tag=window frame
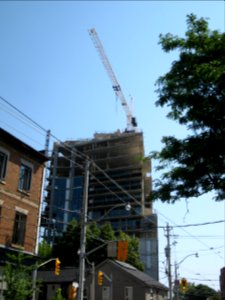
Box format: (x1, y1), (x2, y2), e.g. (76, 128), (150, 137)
(0, 147), (9, 181)
(125, 286), (133, 300)
(18, 160), (33, 192)
(102, 286), (111, 300)
(12, 210), (27, 246)
(0, 200), (3, 223)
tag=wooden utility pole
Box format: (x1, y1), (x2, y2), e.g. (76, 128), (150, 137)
(165, 223), (172, 300)
(78, 160), (90, 300)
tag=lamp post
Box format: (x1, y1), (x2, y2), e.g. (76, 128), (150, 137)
(77, 159), (131, 300)
(174, 252), (198, 300)
(90, 202), (131, 223)
(77, 160), (90, 300)
(88, 203), (130, 300)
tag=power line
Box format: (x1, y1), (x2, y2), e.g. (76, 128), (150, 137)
(0, 119), (45, 149)
(156, 210), (224, 260)
(0, 95), (47, 133)
(0, 96), (216, 229)
(1, 95), (224, 265)
(172, 220), (225, 228)
(1, 96), (147, 223)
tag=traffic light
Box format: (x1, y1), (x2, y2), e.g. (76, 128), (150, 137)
(117, 240), (128, 261)
(98, 270), (103, 286)
(54, 258), (61, 276)
(70, 286), (77, 299)
(180, 277), (188, 292)
(69, 282), (79, 300)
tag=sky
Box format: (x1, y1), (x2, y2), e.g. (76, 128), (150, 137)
(0, 0), (225, 292)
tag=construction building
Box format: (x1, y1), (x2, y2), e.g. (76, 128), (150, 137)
(43, 130), (158, 280)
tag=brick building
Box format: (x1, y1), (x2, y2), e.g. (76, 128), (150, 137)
(0, 128), (47, 257)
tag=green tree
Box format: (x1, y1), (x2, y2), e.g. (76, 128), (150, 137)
(3, 253), (39, 300)
(52, 220), (143, 270)
(51, 288), (65, 300)
(151, 14), (225, 203)
(86, 222), (116, 265)
(183, 283), (219, 300)
(38, 239), (52, 259)
(52, 219), (80, 266)
(99, 222), (116, 241)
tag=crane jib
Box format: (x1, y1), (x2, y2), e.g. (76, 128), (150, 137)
(88, 28), (138, 132)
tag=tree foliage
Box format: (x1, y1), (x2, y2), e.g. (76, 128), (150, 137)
(51, 288), (65, 300)
(3, 253), (39, 300)
(52, 219), (80, 266)
(151, 14), (225, 203)
(52, 220), (143, 270)
(38, 239), (52, 259)
(86, 221), (116, 265)
(183, 283), (219, 300)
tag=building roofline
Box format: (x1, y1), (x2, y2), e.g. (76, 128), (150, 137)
(97, 259), (168, 291)
(56, 130), (143, 147)
(0, 128), (48, 163)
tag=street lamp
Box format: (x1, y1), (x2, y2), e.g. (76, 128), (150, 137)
(89, 202), (131, 223)
(86, 203), (131, 300)
(78, 159), (132, 300)
(174, 252), (198, 300)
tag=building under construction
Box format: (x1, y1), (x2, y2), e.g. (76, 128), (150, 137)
(43, 130), (158, 280)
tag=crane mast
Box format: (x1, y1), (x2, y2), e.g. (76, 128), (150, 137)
(88, 28), (137, 132)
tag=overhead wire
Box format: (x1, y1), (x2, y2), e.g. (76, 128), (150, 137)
(0, 95), (47, 133)
(42, 131), (152, 230)
(156, 210), (224, 260)
(1, 96), (141, 220)
(49, 136), (144, 209)
(0, 96), (218, 228)
(0, 102), (224, 233)
(0, 119), (45, 149)
(0, 96), (48, 150)
(0, 101), (46, 136)
(1, 95), (224, 266)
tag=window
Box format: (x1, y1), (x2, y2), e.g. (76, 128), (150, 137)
(12, 211), (27, 246)
(0, 200), (3, 223)
(125, 287), (133, 300)
(0, 150), (8, 180)
(102, 286), (110, 300)
(18, 162), (32, 191)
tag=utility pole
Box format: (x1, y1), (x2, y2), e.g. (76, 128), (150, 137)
(174, 262), (179, 300)
(48, 141), (58, 244)
(32, 129), (50, 300)
(90, 262), (95, 300)
(78, 160), (90, 300)
(165, 223), (172, 300)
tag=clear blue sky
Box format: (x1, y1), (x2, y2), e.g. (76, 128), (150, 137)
(0, 0), (224, 291)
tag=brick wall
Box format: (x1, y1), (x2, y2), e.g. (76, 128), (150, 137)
(0, 140), (45, 254)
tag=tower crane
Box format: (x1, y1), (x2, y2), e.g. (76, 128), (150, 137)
(88, 28), (138, 132)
